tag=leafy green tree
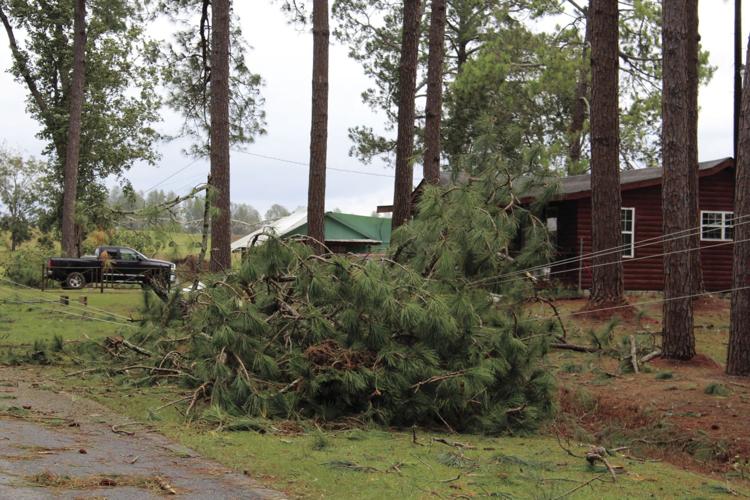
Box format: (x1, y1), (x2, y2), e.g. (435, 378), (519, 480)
(0, 151), (44, 251)
(0, 0), (162, 239)
(265, 204), (291, 221)
(231, 203), (261, 235)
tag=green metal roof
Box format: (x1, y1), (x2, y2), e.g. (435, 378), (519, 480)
(284, 212), (392, 252)
(325, 212), (392, 246)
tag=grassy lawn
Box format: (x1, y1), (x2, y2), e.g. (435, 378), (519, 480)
(0, 284), (143, 345)
(34, 372), (744, 499)
(0, 283), (745, 498)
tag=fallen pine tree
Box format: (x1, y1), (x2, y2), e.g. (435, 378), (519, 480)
(112, 170), (563, 433)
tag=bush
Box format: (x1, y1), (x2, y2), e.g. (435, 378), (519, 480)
(2, 248), (47, 288)
(704, 383), (730, 396)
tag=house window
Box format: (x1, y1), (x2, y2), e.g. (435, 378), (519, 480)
(621, 208), (635, 258)
(701, 211), (734, 241)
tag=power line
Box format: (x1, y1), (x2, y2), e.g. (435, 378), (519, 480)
(480, 236), (750, 289)
(234, 150), (395, 179)
(0, 276), (137, 323)
(0, 288), (138, 330)
(535, 285), (750, 323)
(471, 213), (750, 287)
(143, 158), (202, 194)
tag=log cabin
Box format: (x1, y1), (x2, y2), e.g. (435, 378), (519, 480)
(377, 157), (736, 292)
(548, 157), (735, 291)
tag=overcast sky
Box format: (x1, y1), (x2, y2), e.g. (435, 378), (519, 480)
(0, 2), (747, 216)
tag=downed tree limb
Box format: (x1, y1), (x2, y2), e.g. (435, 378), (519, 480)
(278, 377), (303, 394)
(629, 335), (639, 374)
(551, 342), (599, 353)
(640, 349), (662, 364)
(585, 446), (622, 482)
(122, 339), (153, 357)
(432, 437), (476, 449)
(535, 294), (568, 341)
(410, 370), (467, 392)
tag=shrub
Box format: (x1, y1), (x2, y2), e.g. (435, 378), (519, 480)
(704, 383), (730, 396)
(2, 248), (47, 288)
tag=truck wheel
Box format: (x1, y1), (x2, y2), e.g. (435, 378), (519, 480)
(66, 272), (86, 290)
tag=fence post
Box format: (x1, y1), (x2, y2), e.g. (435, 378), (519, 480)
(100, 266), (104, 294)
(578, 237), (584, 293)
(41, 263), (46, 292)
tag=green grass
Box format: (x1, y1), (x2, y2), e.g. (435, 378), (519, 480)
(0, 278), (745, 498)
(0, 284), (144, 345)
(52, 373), (745, 500)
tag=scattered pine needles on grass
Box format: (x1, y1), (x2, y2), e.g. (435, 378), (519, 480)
(26, 471), (170, 492)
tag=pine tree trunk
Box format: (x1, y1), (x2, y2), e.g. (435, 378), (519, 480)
(194, 180), (211, 291)
(391, 0), (422, 231)
(588, 0), (624, 306)
(61, 0), (86, 258)
(735, 0), (743, 158)
(209, 0), (232, 272)
(687, 0), (704, 295)
(568, 13), (591, 172)
(307, 0), (329, 253)
(423, 0), (445, 185)
(661, 0), (695, 360)
(727, 36), (750, 376)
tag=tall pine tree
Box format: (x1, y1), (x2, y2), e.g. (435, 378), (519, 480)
(307, 0), (329, 252)
(727, 35), (750, 376)
(588, 0), (624, 306)
(423, 0), (446, 184)
(687, 0), (703, 295)
(209, 0), (232, 272)
(661, 0), (695, 360)
(391, 0), (422, 230)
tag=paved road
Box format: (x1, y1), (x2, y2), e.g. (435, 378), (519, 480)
(0, 368), (284, 499)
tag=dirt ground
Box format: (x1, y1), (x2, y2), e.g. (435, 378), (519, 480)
(554, 296), (750, 477)
(0, 366), (284, 499)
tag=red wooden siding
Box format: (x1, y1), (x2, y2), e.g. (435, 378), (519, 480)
(554, 168), (735, 292)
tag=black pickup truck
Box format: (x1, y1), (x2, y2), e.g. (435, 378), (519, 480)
(47, 246), (176, 289)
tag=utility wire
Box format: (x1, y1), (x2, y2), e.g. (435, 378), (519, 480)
(234, 150), (395, 178)
(0, 288), (138, 330)
(529, 285), (750, 323)
(479, 236), (750, 289)
(0, 276), (138, 323)
(142, 158), (202, 194)
(471, 213), (750, 286)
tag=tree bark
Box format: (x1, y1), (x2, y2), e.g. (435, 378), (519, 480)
(61, 0), (87, 258)
(727, 35), (750, 376)
(423, 0), (446, 185)
(661, 0), (695, 360)
(735, 0), (743, 159)
(209, 0), (232, 272)
(307, 0), (329, 253)
(687, 0), (704, 295)
(568, 9), (591, 171)
(588, 0), (624, 306)
(391, 0), (422, 231)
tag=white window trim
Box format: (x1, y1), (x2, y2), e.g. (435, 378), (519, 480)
(700, 210), (734, 241)
(622, 207), (635, 259)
